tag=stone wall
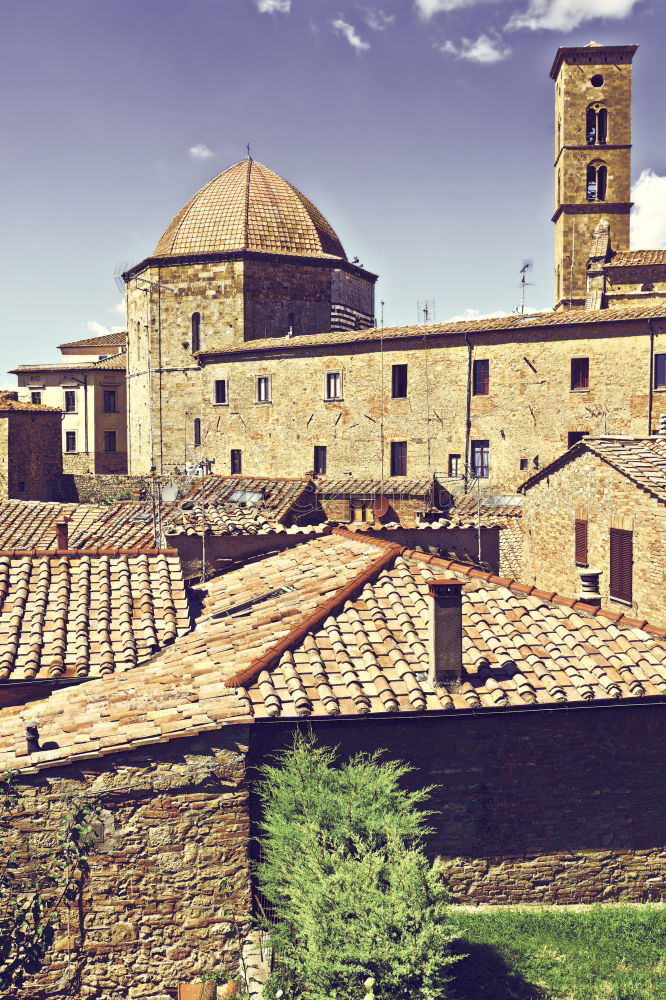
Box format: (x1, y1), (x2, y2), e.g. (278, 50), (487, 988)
(521, 446), (666, 622)
(251, 701), (666, 904)
(8, 729), (250, 1000)
(3, 412), (63, 501)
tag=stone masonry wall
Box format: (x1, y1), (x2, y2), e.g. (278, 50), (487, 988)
(5, 412), (63, 501)
(8, 729), (250, 1000)
(252, 702), (666, 904)
(521, 447), (666, 622)
(194, 319), (666, 493)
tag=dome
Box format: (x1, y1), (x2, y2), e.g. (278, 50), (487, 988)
(153, 158), (346, 260)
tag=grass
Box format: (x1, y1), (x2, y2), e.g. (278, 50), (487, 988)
(446, 904), (666, 1000)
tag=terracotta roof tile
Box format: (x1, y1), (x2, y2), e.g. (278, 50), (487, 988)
(11, 354), (126, 375)
(0, 392), (60, 414)
(606, 250), (666, 268)
(58, 332), (127, 350)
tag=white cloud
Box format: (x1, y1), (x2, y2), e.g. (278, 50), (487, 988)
(188, 144), (214, 160)
(112, 301), (126, 316)
(362, 7), (395, 30)
(631, 169), (666, 249)
(332, 18), (370, 52)
(86, 321), (125, 336)
(415, 0), (498, 19)
(507, 0), (640, 32)
(256, 0), (291, 12)
(446, 307), (509, 322)
(439, 32), (511, 63)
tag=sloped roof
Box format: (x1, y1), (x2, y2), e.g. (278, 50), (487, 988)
(519, 436), (666, 503)
(11, 354), (126, 374)
(182, 475), (311, 521)
(606, 250), (666, 269)
(445, 493), (523, 526)
(154, 159), (346, 260)
(3, 532), (666, 774)
(58, 332), (127, 350)
(316, 476), (433, 498)
(0, 392), (60, 414)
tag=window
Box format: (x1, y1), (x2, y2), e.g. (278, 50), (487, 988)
(325, 371), (342, 401)
(313, 446), (327, 476)
(191, 312), (201, 354)
(30, 391), (41, 405)
(471, 440), (489, 479)
(390, 441), (407, 477)
(591, 73), (604, 88)
(655, 354), (666, 389)
(64, 390), (76, 412)
(231, 449), (242, 475)
(351, 499), (373, 523)
(571, 357), (589, 390)
(193, 418), (201, 447)
(214, 379), (228, 405)
(104, 430), (117, 453)
(18, 482), (25, 494)
(575, 519), (588, 565)
(103, 389), (117, 413)
(519, 458), (528, 471)
(586, 106), (607, 145)
(586, 162), (607, 201)
(65, 431), (76, 452)
(473, 359), (489, 396)
(568, 430), (588, 448)
(391, 364), (408, 398)
(448, 454), (461, 477)
(256, 375), (271, 403)
(642, 282), (655, 293)
(287, 312), (295, 335)
(610, 528), (633, 604)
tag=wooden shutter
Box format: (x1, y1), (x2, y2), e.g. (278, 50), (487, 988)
(574, 519), (588, 564)
(610, 528), (632, 603)
(473, 359), (489, 395)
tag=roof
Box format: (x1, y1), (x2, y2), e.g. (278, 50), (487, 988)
(519, 436), (666, 503)
(199, 304), (666, 358)
(316, 476), (433, 498)
(0, 549), (188, 683)
(0, 392), (60, 414)
(3, 531), (666, 773)
(181, 475), (311, 522)
(446, 493), (523, 527)
(606, 250), (666, 269)
(11, 354), (126, 375)
(153, 158), (346, 261)
(58, 332), (127, 350)
(163, 502), (326, 538)
(549, 43), (637, 79)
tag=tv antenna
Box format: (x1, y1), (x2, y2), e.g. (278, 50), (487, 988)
(416, 300), (436, 325)
(519, 261), (533, 315)
(113, 260), (139, 293)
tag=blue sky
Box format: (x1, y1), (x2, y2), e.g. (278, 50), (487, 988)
(1, 0), (665, 375)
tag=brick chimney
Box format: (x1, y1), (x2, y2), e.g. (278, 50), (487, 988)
(427, 578), (464, 690)
(658, 413), (666, 436)
(577, 567), (602, 607)
(53, 517), (70, 552)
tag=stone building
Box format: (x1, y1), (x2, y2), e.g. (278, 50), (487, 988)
(1, 530), (665, 998)
(0, 391), (62, 501)
(12, 332), (128, 475)
(519, 433), (666, 622)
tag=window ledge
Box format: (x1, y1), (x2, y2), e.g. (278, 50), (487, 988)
(570, 388), (590, 394)
(255, 400), (272, 405)
(213, 402), (229, 406)
(324, 397), (344, 403)
(609, 595), (633, 607)
(653, 387), (666, 392)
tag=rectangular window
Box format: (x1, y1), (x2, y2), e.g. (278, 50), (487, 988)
(472, 359), (489, 396)
(448, 454), (461, 477)
(654, 354), (666, 389)
(325, 371), (342, 401)
(313, 446), (327, 476)
(575, 518), (588, 565)
(610, 528), (632, 604)
(64, 390), (76, 413)
(103, 389), (117, 413)
(193, 418), (201, 447)
(214, 379), (228, 405)
(256, 375), (271, 403)
(104, 430), (117, 453)
(568, 430), (588, 448)
(30, 391), (41, 405)
(390, 441), (407, 477)
(571, 357), (589, 390)
(65, 431), (76, 453)
(351, 499), (373, 523)
(391, 364), (408, 398)
(471, 439), (490, 479)
(519, 457), (528, 470)
(231, 449), (242, 475)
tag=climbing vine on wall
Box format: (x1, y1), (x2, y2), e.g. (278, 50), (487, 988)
(0, 771), (101, 991)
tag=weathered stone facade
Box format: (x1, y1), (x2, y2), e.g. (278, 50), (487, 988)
(9, 730), (250, 1000)
(0, 405), (63, 501)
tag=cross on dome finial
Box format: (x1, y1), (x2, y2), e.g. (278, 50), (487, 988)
(246, 142), (252, 160)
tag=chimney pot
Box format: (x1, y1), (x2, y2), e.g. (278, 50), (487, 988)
(53, 517), (70, 552)
(428, 577), (464, 690)
(577, 567), (602, 607)
(26, 724), (40, 755)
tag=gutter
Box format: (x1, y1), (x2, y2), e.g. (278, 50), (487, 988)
(648, 318), (655, 435)
(464, 331), (473, 492)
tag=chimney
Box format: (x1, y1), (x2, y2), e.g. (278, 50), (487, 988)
(658, 413), (666, 437)
(53, 517), (69, 552)
(26, 724), (40, 755)
(577, 567), (602, 607)
(428, 578), (464, 690)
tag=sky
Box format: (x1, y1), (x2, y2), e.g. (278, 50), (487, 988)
(2, 0), (666, 376)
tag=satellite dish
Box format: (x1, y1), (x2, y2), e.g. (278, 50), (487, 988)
(372, 496), (390, 517)
(159, 479), (180, 502)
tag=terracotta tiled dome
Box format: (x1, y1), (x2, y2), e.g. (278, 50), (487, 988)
(154, 158), (346, 260)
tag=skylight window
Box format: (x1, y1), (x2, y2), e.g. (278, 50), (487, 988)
(212, 585), (296, 619)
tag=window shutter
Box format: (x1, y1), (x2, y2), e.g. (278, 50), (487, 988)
(610, 528), (632, 603)
(574, 519), (588, 564)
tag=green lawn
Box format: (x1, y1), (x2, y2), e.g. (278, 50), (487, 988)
(447, 905), (666, 1000)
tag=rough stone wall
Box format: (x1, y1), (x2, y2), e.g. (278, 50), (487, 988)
(4, 413), (63, 501)
(65, 473), (154, 502)
(252, 702), (666, 904)
(8, 729), (250, 1000)
(318, 494), (430, 526)
(194, 320), (666, 493)
(521, 447), (666, 621)
(244, 259), (331, 340)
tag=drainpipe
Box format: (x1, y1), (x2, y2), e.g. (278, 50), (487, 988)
(464, 331), (472, 493)
(648, 319), (655, 436)
(69, 372), (89, 467)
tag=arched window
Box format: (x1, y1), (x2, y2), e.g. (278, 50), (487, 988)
(193, 418), (201, 447)
(641, 282), (655, 292)
(191, 312), (201, 353)
(586, 106), (608, 145)
(586, 163), (607, 202)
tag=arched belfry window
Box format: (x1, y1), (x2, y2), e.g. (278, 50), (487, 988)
(191, 312), (201, 353)
(586, 106), (608, 145)
(586, 162), (607, 202)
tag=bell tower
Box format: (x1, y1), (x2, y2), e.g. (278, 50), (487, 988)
(551, 42), (637, 311)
